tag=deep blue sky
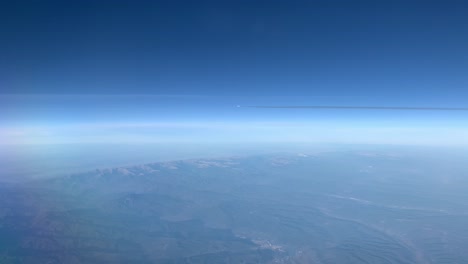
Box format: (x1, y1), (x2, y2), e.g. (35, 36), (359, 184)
(1, 1), (468, 145)
(2, 0), (468, 97)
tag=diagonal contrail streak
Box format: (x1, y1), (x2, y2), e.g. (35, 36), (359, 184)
(245, 105), (468, 111)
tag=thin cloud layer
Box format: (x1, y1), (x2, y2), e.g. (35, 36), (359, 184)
(2, 121), (468, 146)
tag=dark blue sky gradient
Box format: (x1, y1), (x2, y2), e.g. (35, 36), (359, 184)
(2, 0), (468, 98)
(1, 1), (468, 146)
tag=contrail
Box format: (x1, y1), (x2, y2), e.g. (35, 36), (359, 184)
(244, 105), (468, 111)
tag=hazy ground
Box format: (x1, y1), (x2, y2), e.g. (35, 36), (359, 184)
(1, 145), (468, 263)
